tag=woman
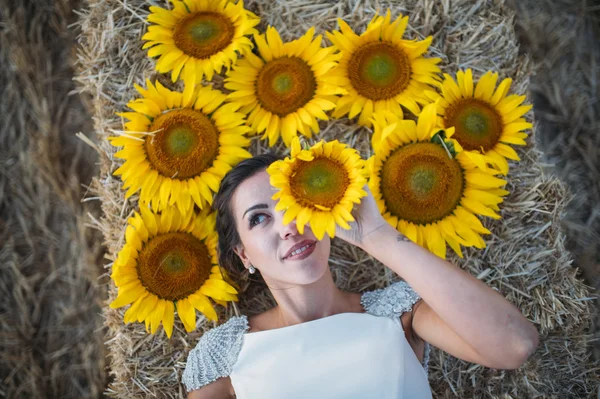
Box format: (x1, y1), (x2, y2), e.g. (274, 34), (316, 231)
(182, 153), (539, 398)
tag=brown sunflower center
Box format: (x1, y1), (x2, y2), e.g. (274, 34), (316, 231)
(146, 108), (219, 179)
(347, 41), (412, 101)
(444, 99), (503, 151)
(136, 232), (212, 301)
(380, 142), (464, 224)
(290, 157), (349, 209)
(173, 11), (234, 59)
(256, 56), (317, 116)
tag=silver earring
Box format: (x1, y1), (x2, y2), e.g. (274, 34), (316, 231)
(248, 265), (256, 274)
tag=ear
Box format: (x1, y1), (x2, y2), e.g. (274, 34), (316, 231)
(233, 244), (251, 268)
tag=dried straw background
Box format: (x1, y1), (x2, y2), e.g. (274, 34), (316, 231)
(73, 0), (600, 397)
(1, 0), (598, 397)
(510, 0), (600, 362)
(0, 0), (106, 397)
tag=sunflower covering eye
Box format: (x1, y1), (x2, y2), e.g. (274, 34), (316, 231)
(425, 69), (532, 174)
(109, 80), (252, 213)
(225, 26), (342, 148)
(326, 10), (441, 127)
(368, 104), (509, 259)
(109, 206), (238, 338)
(142, 0), (259, 84)
(267, 137), (367, 240)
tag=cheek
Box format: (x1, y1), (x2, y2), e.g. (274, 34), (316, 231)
(315, 240), (331, 263)
(239, 228), (279, 262)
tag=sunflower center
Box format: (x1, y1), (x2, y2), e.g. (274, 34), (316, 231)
(290, 157), (349, 209)
(136, 232), (212, 301)
(444, 99), (503, 151)
(380, 142), (464, 224)
(347, 41), (411, 101)
(256, 56), (317, 116)
(146, 108), (219, 179)
(173, 12), (234, 59)
(273, 74), (293, 94)
(410, 169), (436, 195)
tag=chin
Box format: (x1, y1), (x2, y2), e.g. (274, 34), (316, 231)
(298, 261), (327, 283)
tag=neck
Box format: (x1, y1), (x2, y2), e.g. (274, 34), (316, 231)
(268, 268), (353, 328)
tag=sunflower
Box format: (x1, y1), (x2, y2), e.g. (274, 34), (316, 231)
(326, 10), (441, 127)
(224, 26), (342, 148)
(424, 69), (532, 175)
(109, 206), (238, 338)
(368, 103), (509, 259)
(109, 80), (252, 213)
(142, 0), (259, 84)
(267, 137), (367, 240)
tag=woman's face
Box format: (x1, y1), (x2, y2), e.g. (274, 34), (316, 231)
(231, 170), (331, 288)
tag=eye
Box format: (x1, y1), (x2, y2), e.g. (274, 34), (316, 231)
(249, 213), (268, 228)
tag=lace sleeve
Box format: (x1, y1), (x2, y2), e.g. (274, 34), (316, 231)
(181, 315), (249, 392)
(360, 280), (421, 318)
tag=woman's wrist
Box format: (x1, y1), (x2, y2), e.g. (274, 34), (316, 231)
(360, 222), (402, 254)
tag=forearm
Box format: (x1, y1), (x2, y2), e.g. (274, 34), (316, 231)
(361, 223), (538, 364)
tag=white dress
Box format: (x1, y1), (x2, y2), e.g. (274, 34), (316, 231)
(182, 281), (432, 398)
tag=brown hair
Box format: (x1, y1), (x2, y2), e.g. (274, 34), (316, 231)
(212, 153), (283, 285)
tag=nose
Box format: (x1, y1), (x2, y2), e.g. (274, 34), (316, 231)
(280, 218), (299, 240)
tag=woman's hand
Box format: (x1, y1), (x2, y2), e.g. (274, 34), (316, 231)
(334, 185), (388, 249)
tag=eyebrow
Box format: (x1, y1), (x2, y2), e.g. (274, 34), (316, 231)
(242, 203), (269, 219)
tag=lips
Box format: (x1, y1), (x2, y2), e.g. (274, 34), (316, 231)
(283, 239), (317, 260)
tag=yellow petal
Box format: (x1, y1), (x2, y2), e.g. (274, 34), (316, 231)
(310, 212), (328, 240)
(332, 208), (351, 230)
(281, 114), (298, 147)
(296, 207), (313, 234)
(490, 77), (512, 105)
(465, 172), (506, 188)
(136, 294), (159, 322)
(110, 281), (145, 308)
(150, 299), (166, 334)
(203, 278), (238, 295)
(494, 143), (520, 161)
(283, 203), (302, 225)
(177, 298), (196, 332)
(189, 293), (218, 321)
(291, 136), (301, 157)
(462, 69), (474, 97)
(163, 301), (175, 338)
(453, 207), (491, 235)
(426, 224), (446, 259)
(123, 292), (149, 324)
(503, 105), (533, 124)
(417, 103), (437, 140)
(461, 197), (501, 219)
(445, 235), (464, 258)
(297, 150), (314, 162)
(474, 71), (498, 102)
(464, 188), (503, 206)
(325, 213), (336, 238)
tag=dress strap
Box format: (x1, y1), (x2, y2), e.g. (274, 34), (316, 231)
(182, 315), (249, 392)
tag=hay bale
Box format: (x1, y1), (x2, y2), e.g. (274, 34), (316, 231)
(75, 0), (600, 397)
(509, 0), (600, 361)
(0, 0), (106, 397)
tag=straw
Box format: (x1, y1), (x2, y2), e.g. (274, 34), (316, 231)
(74, 0), (600, 397)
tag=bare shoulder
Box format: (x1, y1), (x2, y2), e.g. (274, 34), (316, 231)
(247, 308), (279, 333)
(348, 291), (365, 313)
(187, 376), (235, 399)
